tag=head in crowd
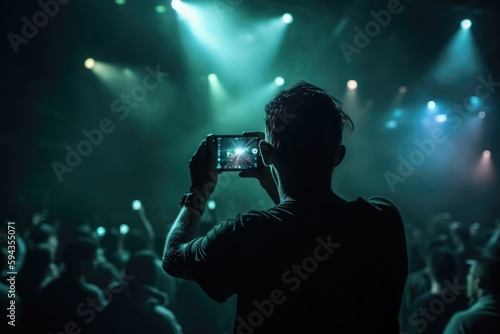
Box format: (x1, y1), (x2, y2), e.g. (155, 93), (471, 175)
(100, 229), (123, 254)
(426, 247), (457, 283)
(467, 256), (500, 303)
(62, 238), (98, 277)
(261, 81), (353, 196)
(124, 230), (152, 254)
(125, 250), (160, 288)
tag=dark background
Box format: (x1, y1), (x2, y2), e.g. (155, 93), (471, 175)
(2, 0), (500, 234)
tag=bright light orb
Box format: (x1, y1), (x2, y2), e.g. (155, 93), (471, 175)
(347, 80), (358, 90)
(478, 111), (486, 119)
(171, 0), (181, 11)
(385, 120), (398, 129)
(96, 227), (106, 237)
(208, 73), (218, 82)
(282, 13), (294, 24)
(156, 5), (166, 13)
(132, 200), (142, 211)
(120, 224), (130, 235)
(207, 200), (216, 210)
(235, 148), (244, 155)
(483, 150), (491, 158)
(84, 58), (95, 69)
(435, 114), (447, 123)
(427, 101), (436, 109)
(275, 77), (285, 86)
(461, 19), (472, 29)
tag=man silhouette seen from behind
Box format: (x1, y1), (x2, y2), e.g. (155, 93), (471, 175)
(162, 81), (408, 333)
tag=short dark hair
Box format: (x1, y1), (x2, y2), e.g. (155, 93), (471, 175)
(125, 250), (159, 286)
(100, 229), (122, 253)
(427, 247), (457, 283)
(264, 81), (353, 172)
(473, 256), (500, 295)
(62, 238), (97, 270)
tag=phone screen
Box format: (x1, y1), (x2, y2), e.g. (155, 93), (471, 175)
(216, 136), (261, 171)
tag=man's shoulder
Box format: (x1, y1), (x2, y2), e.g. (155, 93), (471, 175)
(357, 196), (400, 213)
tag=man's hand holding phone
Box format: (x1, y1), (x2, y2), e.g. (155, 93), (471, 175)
(238, 132), (280, 205)
(189, 134), (218, 201)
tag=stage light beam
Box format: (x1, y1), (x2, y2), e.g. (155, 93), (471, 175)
(208, 73), (218, 83)
(478, 111), (486, 119)
(132, 200), (142, 211)
(483, 150), (491, 158)
(282, 13), (294, 24)
(427, 101), (436, 109)
(275, 77), (285, 86)
(347, 80), (358, 90)
(461, 19), (472, 29)
(385, 120), (398, 129)
(156, 5), (166, 13)
(120, 224), (130, 235)
(96, 227), (106, 237)
(435, 114), (447, 123)
(84, 58), (95, 69)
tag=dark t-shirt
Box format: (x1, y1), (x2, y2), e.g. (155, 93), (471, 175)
(29, 276), (105, 334)
(408, 291), (468, 334)
(185, 195), (408, 333)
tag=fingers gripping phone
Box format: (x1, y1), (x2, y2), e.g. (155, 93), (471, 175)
(216, 134), (263, 171)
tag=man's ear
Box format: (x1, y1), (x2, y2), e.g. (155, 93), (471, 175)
(334, 144), (346, 167)
(259, 140), (275, 167)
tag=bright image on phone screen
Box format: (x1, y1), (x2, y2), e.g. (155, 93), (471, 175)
(216, 136), (260, 171)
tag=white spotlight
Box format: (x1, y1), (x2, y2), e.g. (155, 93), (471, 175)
(119, 224), (130, 235)
(207, 200), (216, 210)
(171, 0), (181, 11)
(347, 80), (358, 90)
(282, 13), (294, 24)
(132, 200), (142, 211)
(208, 73), (218, 82)
(84, 58), (95, 69)
(427, 101), (436, 109)
(96, 227), (106, 237)
(275, 77), (285, 86)
(435, 114), (447, 123)
(461, 19), (472, 29)
(483, 150), (491, 158)
(478, 111), (486, 119)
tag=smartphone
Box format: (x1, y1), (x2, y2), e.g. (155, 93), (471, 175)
(216, 135), (263, 171)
